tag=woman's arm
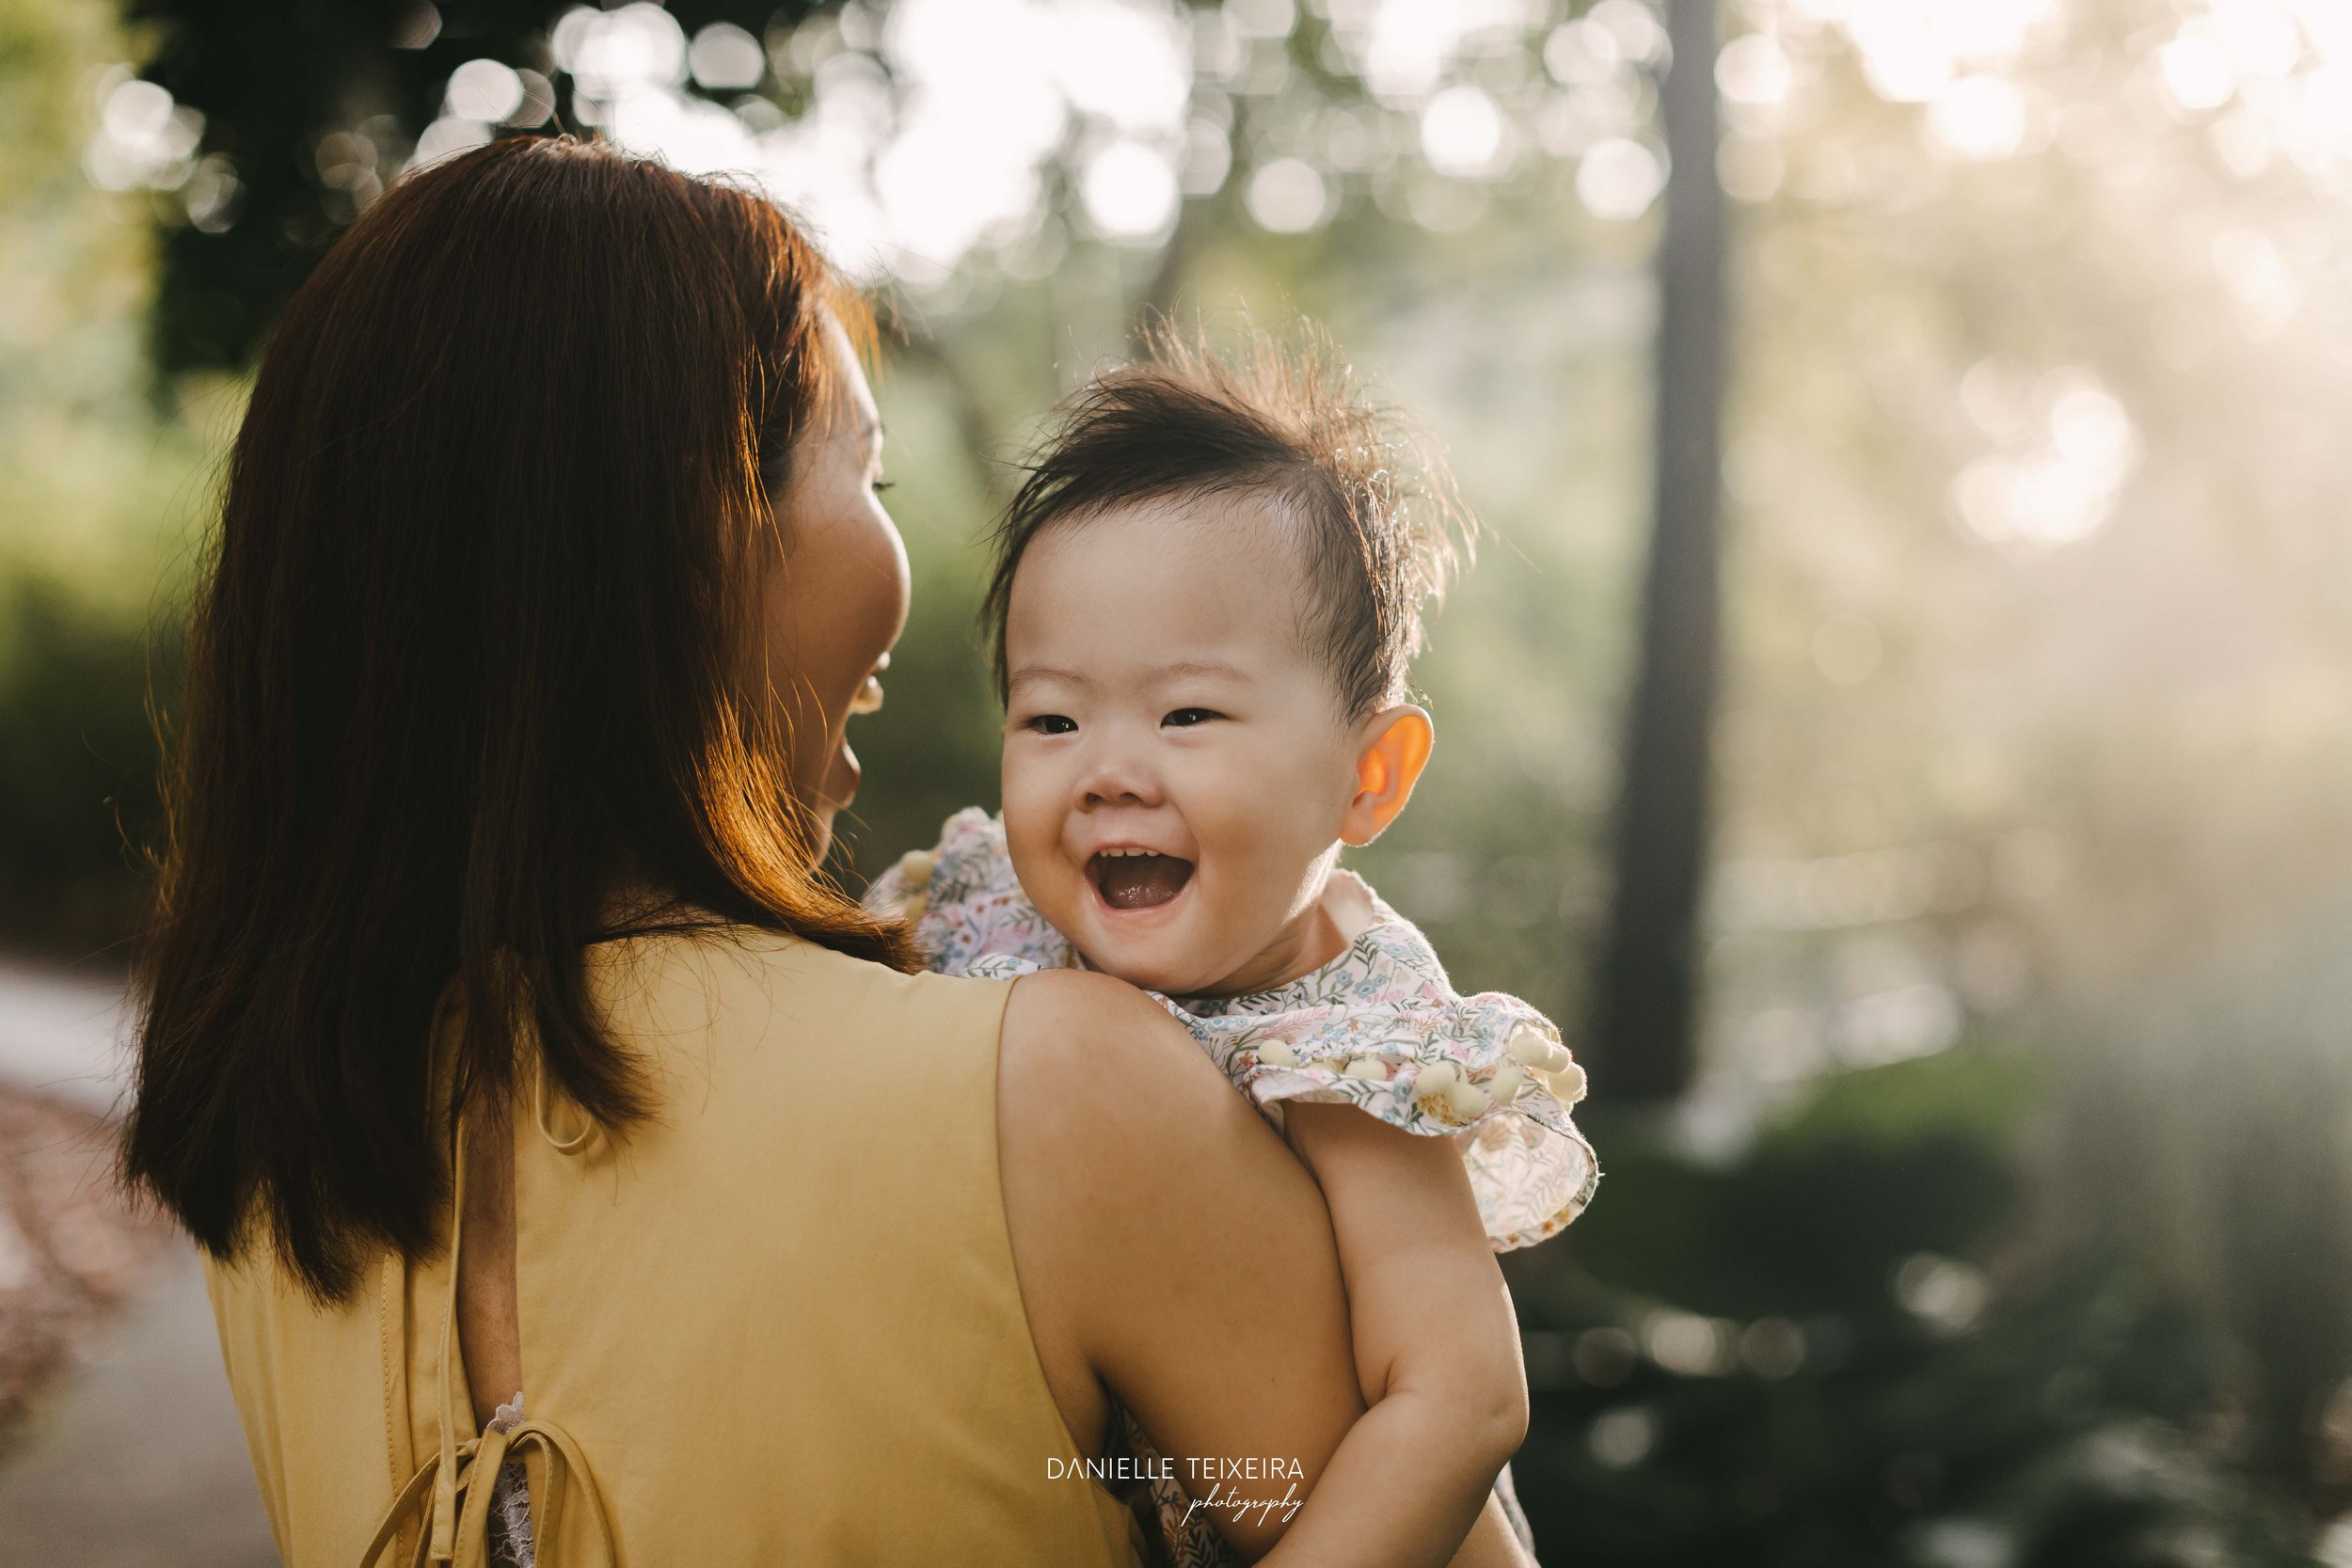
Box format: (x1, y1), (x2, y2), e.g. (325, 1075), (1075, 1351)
(998, 971), (1367, 1560)
(1265, 1101), (1532, 1568)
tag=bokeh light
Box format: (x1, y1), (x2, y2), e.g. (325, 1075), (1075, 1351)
(445, 59), (526, 124)
(83, 74), (202, 192)
(1421, 85), (1511, 179)
(687, 22), (767, 90)
(1247, 155), (1330, 231)
(1576, 135), (1665, 220)
(1082, 140), (1181, 242)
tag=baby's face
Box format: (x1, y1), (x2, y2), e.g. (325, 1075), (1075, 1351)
(999, 497), (1364, 997)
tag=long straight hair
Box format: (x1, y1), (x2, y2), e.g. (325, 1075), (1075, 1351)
(125, 137), (917, 1303)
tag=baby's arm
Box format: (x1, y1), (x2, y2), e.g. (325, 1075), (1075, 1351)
(1257, 1101), (1533, 1568)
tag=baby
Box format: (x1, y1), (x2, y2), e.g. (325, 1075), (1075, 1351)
(866, 333), (1597, 1568)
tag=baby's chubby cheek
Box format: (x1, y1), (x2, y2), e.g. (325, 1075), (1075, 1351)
(997, 784), (1082, 920)
(1201, 819), (1316, 928)
(1184, 771), (1338, 911)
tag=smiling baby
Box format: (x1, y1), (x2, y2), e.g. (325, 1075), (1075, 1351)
(866, 331), (1597, 1568)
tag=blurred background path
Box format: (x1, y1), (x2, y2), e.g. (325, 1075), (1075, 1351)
(0, 959), (277, 1567)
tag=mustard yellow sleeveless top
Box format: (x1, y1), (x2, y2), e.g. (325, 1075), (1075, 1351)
(203, 926), (1150, 1566)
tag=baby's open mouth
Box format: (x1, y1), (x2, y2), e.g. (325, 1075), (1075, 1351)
(1088, 848), (1195, 911)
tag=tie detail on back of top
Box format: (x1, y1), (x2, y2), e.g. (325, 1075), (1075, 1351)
(360, 1058), (614, 1568)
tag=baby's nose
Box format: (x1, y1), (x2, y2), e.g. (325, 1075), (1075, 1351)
(1075, 744), (1163, 810)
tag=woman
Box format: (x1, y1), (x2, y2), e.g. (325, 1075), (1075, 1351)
(122, 137), (1410, 1564)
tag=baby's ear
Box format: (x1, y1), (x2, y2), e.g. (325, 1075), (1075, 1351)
(1341, 705), (1435, 847)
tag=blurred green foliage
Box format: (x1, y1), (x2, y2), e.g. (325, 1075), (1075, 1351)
(0, 574), (173, 955)
(1503, 1052), (2319, 1566)
(0, 0), (211, 959)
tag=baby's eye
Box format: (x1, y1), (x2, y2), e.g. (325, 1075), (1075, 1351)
(1023, 713), (1077, 736)
(1163, 707), (1223, 728)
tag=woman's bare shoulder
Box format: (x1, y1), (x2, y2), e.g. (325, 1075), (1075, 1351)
(1000, 968), (1195, 1061)
(997, 970), (1260, 1168)
(997, 966), (1339, 1288)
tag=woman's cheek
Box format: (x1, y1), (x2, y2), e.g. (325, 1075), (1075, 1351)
(843, 499), (912, 656)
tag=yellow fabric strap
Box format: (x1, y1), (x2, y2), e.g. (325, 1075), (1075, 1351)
(358, 1419), (612, 1568)
(360, 1087), (612, 1566)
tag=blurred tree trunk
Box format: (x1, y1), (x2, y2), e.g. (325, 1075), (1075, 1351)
(1592, 0), (1725, 1103)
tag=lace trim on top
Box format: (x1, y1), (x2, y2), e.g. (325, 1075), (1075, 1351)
(485, 1392), (534, 1568)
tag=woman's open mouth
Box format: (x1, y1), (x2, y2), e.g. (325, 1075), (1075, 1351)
(1088, 848), (1195, 912)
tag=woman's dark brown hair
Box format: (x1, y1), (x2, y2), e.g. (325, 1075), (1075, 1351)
(125, 136), (916, 1303)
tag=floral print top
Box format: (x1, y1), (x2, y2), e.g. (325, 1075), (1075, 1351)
(866, 807), (1582, 1566)
(866, 807), (1600, 1251)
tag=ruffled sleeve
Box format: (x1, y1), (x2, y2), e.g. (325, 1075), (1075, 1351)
(1180, 902), (1599, 1252)
(862, 807), (1079, 976)
(866, 818), (1599, 1249)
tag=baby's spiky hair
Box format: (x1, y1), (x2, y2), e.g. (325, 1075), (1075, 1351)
(982, 325), (1472, 722)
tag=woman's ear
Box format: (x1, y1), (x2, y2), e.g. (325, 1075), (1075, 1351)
(1341, 705), (1435, 847)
